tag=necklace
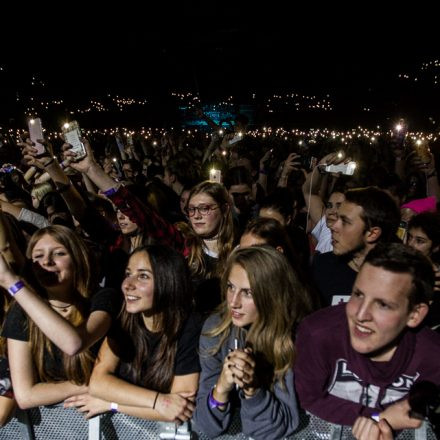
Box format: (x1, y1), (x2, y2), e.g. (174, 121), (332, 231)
(203, 234), (219, 242)
(49, 301), (73, 313)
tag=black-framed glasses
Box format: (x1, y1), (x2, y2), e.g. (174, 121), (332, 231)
(185, 204), (219, 217)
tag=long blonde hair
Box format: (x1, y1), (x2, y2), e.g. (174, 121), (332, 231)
(180, 181), (235, 278)
(26, 225), (95, 384)
(206, 246), (312, 386)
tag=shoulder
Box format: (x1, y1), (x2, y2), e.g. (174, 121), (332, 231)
(90, 287), (122, 319)
(298, 304), (347, 339)
(202, 313), (223, 333)
(178, 313), (203, 342)
(1, 302), (29, 341)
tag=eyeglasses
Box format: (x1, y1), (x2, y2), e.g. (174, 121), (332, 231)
(185, 204), (219, 217)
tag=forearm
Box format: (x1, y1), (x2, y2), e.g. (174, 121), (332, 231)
(2, 279), (82, 355)
(15, 380), (87, 409)
(82, 173), (97, 195)
(86, 163), (119, 192)
(90, 370), (157, 409)
(44, 161), (87, 219)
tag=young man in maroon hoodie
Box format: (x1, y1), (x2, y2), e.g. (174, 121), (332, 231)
(295, 243), (440, 434)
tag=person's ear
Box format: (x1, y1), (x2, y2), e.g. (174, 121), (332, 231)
(365, 226), (381, 244)
(275, 245), (284, 254)
(406, 303), (429, 328)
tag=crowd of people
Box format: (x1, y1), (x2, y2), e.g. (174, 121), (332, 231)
(0, 111), (439, 440)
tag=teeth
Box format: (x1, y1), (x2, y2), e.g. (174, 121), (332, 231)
(126, 296), (138, 300)
(356, 324), (372, 334)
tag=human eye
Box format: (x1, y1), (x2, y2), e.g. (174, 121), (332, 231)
(242, 289), (253, 298)
(377, 300), (391, 310)
(227, 281), (235, 292)
(186, 207), (195, 215)
(325, 202), (333, 209)
(351, 290), (363, 299)
(138, 273), (150, 281)
(32, 254), (43, 260)
(199, 205), (209, 214)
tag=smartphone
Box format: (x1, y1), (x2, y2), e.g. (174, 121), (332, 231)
(209, 168), (222, 183)
(62, 121), (86, 160)
(397, 220), (408, 241)
(228, 133), (243, 145)
(324, 161), (357, 175)
(28, 118), (46, 156)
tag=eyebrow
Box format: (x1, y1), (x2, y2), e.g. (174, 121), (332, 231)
(32, 246), (66, 252)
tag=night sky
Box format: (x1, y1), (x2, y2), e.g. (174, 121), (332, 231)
(1, 2), (439, 127)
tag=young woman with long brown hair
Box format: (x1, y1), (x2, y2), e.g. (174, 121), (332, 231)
(193, 245), (313, 440)
(88, 245), (201, 422)
(0, 225), (119, 413)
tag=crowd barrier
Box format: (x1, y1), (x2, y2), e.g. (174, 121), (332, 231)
(0, 404), (435, 439)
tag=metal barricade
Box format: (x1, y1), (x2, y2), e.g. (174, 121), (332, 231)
(0, 407), (437, 439)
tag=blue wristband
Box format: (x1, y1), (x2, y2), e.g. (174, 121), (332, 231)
(102, 187), (118, 197)
(208, 388), (227, 409)
(8, 280), (25, 296)
(110, 402), (118, 413)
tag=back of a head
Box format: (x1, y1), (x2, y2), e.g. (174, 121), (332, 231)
(224, 166), (253, 190)
(345, 186), (400, 243)
(364, 242), (434, 307)
(260, 188), (295, 222)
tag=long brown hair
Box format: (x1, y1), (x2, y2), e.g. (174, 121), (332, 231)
(180, 181), (235, 278)
(118, 245), (193, 392)
(206, 246), (312, 386)
(26, 225), (94, 384)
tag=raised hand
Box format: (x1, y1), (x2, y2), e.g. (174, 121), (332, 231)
(62, 139), (96, 174)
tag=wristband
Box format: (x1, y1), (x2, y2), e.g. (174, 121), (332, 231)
(8, 280), (25, 296)
(102, 187), (118, 197)
(208, 388), (227, 409)
(152, 392), (159, 409)
(110, 402), (118, 413)
(43, 158), (55, 168)
(371, 412), (380, 422)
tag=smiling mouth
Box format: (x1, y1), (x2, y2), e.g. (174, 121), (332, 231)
(231, 311), (244, 319)
(353, 323), (373, 335)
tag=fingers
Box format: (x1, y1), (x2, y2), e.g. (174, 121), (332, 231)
(352, 416), (380, 440)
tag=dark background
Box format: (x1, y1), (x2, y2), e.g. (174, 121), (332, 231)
(1, 2), (439, 130)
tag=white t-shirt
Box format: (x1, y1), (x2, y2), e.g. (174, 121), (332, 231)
(311, 216), (333, 254)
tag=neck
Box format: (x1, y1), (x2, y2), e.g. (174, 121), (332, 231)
(349, 244), (373, 272)
(46, 284), (75, 303)
(203, 237), (219, 255)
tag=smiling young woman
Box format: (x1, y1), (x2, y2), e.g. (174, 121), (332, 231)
(0, 225), (120, 413)
(88, 245), (202, 422)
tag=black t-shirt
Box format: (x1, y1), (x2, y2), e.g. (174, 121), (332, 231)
(312, 251), (357, 307)
(1, 287), (121, 381)
(110, 313), (202, 386)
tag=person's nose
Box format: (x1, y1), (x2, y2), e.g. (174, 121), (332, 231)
(41, 253), (54, 267)
(123, 275), (136, 291)
(193, 208), (202, 219)
(229, 291), (241, 308)
(355, 300), (372, 322)
(330, 217), (341, 233)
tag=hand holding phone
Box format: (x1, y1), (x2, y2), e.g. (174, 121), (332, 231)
(28, 118), (46, 156)
(209, 168), (222, 183)
(62, 121), (86, 160)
